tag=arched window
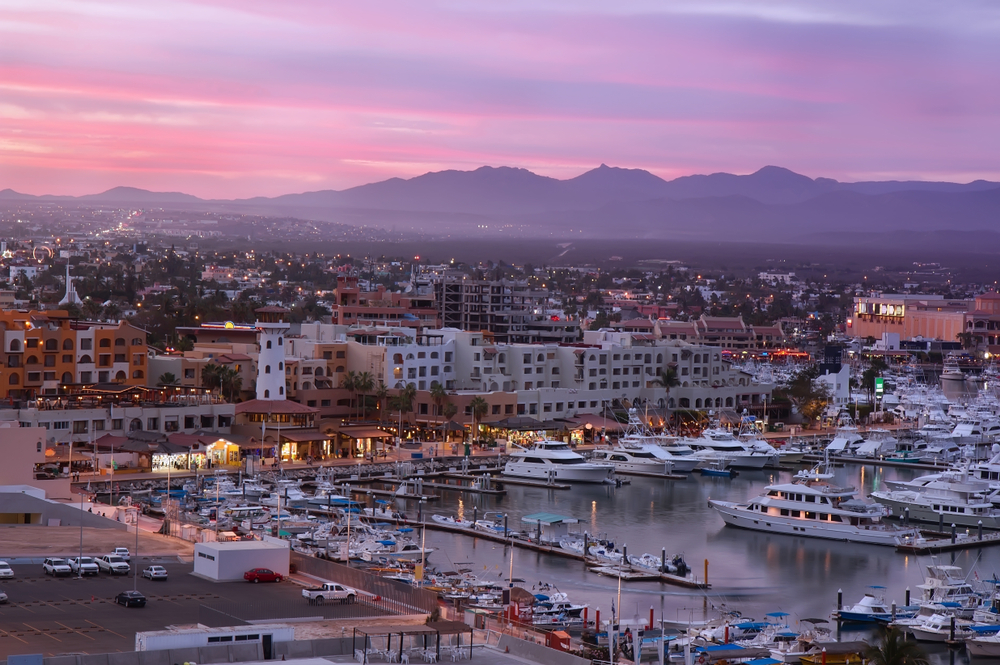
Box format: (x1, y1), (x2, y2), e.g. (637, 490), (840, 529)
(61, 372), (72, 384)
(45, 339), (57, 351)
(393, 354), (403, 364)
(8, 374), (18, 385)
(599, 380), (607, 389)
(667, 397), (675, 409)
(695, 398), (703, 408)
(693, 354), (700, 363)
(278, 362), (283, 371)
(656, 354), (663, 364)
(264, 389), (270, 398)
(26, 355), (38, 365)
(115, 338), (125, 347)
(62, 338), (73, 350)
(278, 337), (283, 346)
(131, 338), (143, 346)
(132, 370), (144, 379)
(79, 354), (92, 364)
(335, 366), (344, 373)
(315, 367), (324, 376)
(265, 365), (271, 374)
(537, 354), (544, 362)
(115, 370), (126, 381)
(129, 418), (142, 431)
(302, 382), (311, 390)
(406, 353), (415, 360)
(99, 338), (111, 348)
(726, 397), (734, 407)
(9, 339), (20, 352)
(498, 353), (505, 363)
(715, 398), (722, 407)
(679, 398), (690, 408)
(279, 386), (284, 395)
(431, 352), (440, 359)
(266, 340), (272, 349)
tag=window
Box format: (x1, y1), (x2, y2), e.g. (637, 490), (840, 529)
(266, 340), (272, 349)
(184, 416), (196, 429)
(537, 354), (544, 362)
(492, 404), (501, 415)
(524, 367), (532, 375)
(556, 402), (563, 411)
(524, 382), (532, 389)
(336, 350), (345, 358)
(62, 339), (73, 350)
(8, 339), (19, 352)
(552, 367), (559, 374)
(323, 351), (332, 360)
(278, 337), (283, 346)
(80, 371), (92, 383)
(523, 353), (531, 363)
(44, 372), (55, 381)
(146, 418), (158, 430)
(543, 403), (552, 413)
(44, 355), (55, 367)
(115, 338), (125, 347)
(26, 372), (39, 382)
(61, 372), (72, 383)
(26, 339), (39, 349)
(53, 421), (69, 430)
(132, 354), (144, 366)
(505, 404), (514, 414)
(264, 389), (270, 398)
(132, 370), (144, 379)
(265, 365), (271, 374)
(445, 352), (453, 362)
(99, 371), (109, 382)
(99, 338), (110, 348)
(45, 339), (57, 351)
(529, 404), (537, 415)
(80, 338), (92, 350)
(321, 399), (331, 407)
(73, 421), (88, 434)
(6, 356), (18, 368)
(93, 419), (105, 430)
(114, 354), (126, 363)
(278, 361), (283, 370)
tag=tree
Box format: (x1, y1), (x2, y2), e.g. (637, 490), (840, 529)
(158, 372), (179, 387)
(865, 627), (928, 665)
(82, 297), (104, 321)
(201, 363), (222, 393)
(218, 366), (243, 402)
(469, 396), (489, 442)
(430, 382), (448, 433)
(374, 381), (389, 424)
(783, 365), (831, 427)
(442, 402), (458, 425)
(651, 367), (680, 395)
(341, 370), (359, 418)
(957, 331), (976, 351)
(356, 371), (375, 418)
(394, 383), (417, 429)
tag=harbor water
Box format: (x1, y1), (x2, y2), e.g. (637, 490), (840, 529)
(402, 463), (999, 637)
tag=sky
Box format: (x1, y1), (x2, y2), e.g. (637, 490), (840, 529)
(2, 0), (1000, 198)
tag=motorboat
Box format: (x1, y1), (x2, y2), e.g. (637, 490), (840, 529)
(533, 591), (587, 619)
(687, 427), (769, 469)
(628, 552), (689, 575)
(853, 429), (898, 458)
(431, 514), (473, 528)
(870, 468), (1000, 529)
(824, 416), (864, 455)
(592, 444), (699, 474)
(836, 589), (913, 623)
(504, 440), (616, 483)
(905, 612), (974, 642)
(710, 469), (919, 546)
(474, 511), (517, 537)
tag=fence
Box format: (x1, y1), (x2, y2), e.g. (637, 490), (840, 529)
(291, 551), (439, 614)
(198, 596), (389, 625)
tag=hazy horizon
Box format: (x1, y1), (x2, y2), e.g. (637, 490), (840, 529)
(3, 1), (1000, 200)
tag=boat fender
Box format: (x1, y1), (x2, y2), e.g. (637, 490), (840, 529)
(698, 654), (707, 664)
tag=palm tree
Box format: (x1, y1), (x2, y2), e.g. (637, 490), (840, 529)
(219, 366), (243, 402)
(341, 370), (358, 419)
(469, 396), (489, 443)
(396, 382), (417, 428)
(865, 627), (928, 665)
(82, 297), (103, 321)
(201, 363), (222, 393)
(158, 372), (179, 387)
(374, 381), (389, 424)
(356, 371), (375, 419)
(651, 367), (680, 394)
(430, 382), (448, 435)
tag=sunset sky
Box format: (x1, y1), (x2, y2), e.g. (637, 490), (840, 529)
(2, 1), (1000, 198)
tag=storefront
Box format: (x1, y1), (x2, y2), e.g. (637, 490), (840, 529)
(205, 438), (241, 466)
(335, 425), (393, 458)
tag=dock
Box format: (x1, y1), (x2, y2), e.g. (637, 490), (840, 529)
(379, 476), (507, 496)
(801, 454), (950, 472)
(614, 469), (686, 480)
(896, 530), (1000, 554)
(438, 472), (571, 490)
(342, 485), (440, 501)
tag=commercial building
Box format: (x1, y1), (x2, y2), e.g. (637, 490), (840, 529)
(850, 293), (1000, 353)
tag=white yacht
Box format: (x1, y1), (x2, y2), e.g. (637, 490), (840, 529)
(710, 469), (919, 546)
(504, 441), (615, 483)
(853, 429), (898, 458)
(870, 468), (1000, 528)
(592, 444), (699, 474)
(687, 427), (769, 469)
(825, 418), (864, 455)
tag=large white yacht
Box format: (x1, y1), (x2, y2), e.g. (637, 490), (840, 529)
(710, 467), (919, 546)
(871, 466), (1000, 528)
(592, 410), (699, 473)
(687, 427), (769, 469)
(504, 440), (615, 483)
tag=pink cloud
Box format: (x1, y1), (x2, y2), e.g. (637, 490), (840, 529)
(2, 1), (1000, 198)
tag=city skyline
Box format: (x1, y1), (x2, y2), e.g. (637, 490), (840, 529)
(3, 1), (1000, 199)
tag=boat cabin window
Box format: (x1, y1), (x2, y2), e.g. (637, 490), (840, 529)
(780, 509), (789, 516)
(831, 515), (843, 522)
(632, 452), (656, 458)
(524, 457), (547, 464)
(552, 458), (585, 465)
(767, 490), (779, 497)
(791, 510), (801, 517)
(804, 495), (816, 503)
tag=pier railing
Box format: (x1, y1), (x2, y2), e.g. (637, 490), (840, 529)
(290, 551), (439, 614)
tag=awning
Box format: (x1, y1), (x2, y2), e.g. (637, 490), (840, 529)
(278, 429), (329, 443)
(338, 426), (393, 439)
(567, 414), (626, 432)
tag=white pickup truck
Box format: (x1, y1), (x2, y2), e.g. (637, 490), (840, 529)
(302, 581), (357, 605)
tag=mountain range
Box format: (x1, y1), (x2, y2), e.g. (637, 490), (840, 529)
(4, 165), (1000, 244)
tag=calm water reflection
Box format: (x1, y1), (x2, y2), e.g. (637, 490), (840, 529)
(392, 462), (994, 646)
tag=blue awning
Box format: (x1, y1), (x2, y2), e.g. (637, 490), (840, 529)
(745, 659), (782, 665)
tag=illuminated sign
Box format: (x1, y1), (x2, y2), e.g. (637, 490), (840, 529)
(875, 377), (884, 396)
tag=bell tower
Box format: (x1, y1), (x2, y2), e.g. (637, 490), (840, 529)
(254, 306), (290, 400)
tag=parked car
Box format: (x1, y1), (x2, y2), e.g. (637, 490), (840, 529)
(115, 590), (146, 608)
(97, 555), (130, 575)
(243, 568), (283, 583)
(142, 565), (168, 580)
(0, 561), (13, 579)
(112, 548), (131, 562)
(42, 558), (72, 577)
(302, 581), (357, 604)
(0, 589), (7, 604)
(67, 557), (99, 576)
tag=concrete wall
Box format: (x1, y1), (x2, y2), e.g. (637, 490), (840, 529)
(193, 541), (289, 581)
(497, 635), (590, 665)
(0, 488), (127, 529)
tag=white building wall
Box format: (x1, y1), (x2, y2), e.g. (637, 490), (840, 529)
(193, 541), (290, 581)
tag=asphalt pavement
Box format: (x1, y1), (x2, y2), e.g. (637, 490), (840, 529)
(0, 559), (387, 659)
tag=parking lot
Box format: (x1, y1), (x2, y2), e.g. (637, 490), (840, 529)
(0, 559), (388, 658)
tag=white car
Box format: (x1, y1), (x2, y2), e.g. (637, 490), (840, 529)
(67, 557), (99, 576)
(142, 565), (168, 580)
(0, 589), (7, 604)
(0, 561), (13, 579)
(42, 558), (72, 577)
(97, 555), (130, 575)
(112, 547), (131, 562)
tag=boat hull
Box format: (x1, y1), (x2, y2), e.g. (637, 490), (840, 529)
(967, 639), (1000, 657)
(871, 495), (1000, 529)
(503, 462), (614, 483)
(710, 500), (914, 546)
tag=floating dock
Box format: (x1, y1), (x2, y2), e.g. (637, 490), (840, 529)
(896, 530), (1000, 554)
(438, 472), (571, 490)
(613, 469), (686, 480)
(379, 476), (507, 496)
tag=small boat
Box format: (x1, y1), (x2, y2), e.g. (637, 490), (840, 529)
(432, 514), (473, 528)
(628, 552), (689, 576)
(700, 461), (737, 477)
(835, 589), (912, 623)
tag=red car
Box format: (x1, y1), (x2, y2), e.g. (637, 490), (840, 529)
(244, 568), (283, 583)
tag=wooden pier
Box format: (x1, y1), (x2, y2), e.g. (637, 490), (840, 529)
(896, 530), (1000, 554)
(379, 476), (508, 496)
(438, 472), (571, 490)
